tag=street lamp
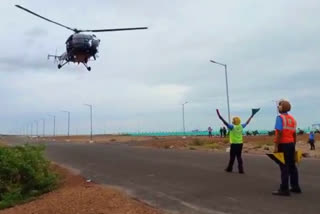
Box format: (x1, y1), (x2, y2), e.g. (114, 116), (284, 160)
(182, 101), (188, 135)
(48, 114), (56, 137)
(84, 104), (93, 141)
(30, 122), (33, 137)
(34, 120), (39, 137)
(210, 60), (231, 124)
(61, 110), (70, 138)
(41, 119), (46, 137)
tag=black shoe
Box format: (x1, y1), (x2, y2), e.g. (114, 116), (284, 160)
(272, 190), (290, 196)
(225, 168), (232, 173)
(290, 188), (302, 194)
(239, 170), (245, 174)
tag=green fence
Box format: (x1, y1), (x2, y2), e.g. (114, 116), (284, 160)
(122, 128), (312, 137)
(124, 130), (273, 137)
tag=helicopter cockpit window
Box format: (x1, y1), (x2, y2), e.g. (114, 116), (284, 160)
(66, 35), (73, 44)
(72, 37), (89, 50)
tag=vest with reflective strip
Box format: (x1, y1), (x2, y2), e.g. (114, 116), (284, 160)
(275, 114), (296, 143)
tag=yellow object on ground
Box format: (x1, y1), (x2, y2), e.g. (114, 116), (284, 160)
(295, 150), (303, 163)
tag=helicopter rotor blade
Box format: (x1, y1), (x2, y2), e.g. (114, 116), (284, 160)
(15, 5), (75, 32)
(80, 27), (148, 33)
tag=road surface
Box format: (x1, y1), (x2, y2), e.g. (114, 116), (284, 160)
(6, 138), (320, 214)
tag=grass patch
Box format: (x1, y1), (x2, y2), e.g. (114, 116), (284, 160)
(0, 144), (58, 210)
(189, 139), (221, 150)
(191, 138), (205, 146)
(188, 146), (197, 150)
(191, 138), (216, 146)
(202, 143), (220, 150)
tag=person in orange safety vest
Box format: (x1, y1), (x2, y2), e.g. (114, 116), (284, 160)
(272, 99), (302, 196)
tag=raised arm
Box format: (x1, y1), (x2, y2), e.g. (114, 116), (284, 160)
(245, 115), (254, 125)
(216, 109), (229, 127)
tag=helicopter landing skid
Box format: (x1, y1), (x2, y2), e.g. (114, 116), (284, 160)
(58, 61), (68, 69)
(82, 63), (91, 71)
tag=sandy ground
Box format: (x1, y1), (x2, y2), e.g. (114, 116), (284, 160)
(37, 134), (320, 159)
(0, 165), (164, 214)
(39, 135), (156, 144)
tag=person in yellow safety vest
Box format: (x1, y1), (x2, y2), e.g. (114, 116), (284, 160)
(272, 99), (301, 196)
(216, 109), (254, 174)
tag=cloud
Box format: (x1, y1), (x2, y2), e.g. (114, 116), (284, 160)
(0, 0), (320, 134)
(25, 27), (49, 37)
(0, 55), (54, 72)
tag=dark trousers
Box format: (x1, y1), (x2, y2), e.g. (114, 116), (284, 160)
(309, 139), (315, 150)
(226, 144), (243, 171)
(278, 143), (300, 190)
(310, 143), (315, 150)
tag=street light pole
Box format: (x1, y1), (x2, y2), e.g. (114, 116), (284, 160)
(210, 60), (231, 124)
(30, 122), (33, 137)
(42, 119), (46, 137)
(34, 120), (39, 137)
(30, 123), (33, 137)
(84, 104), (93, 141)
(48, 115), (56, 137)
(61, 111), (70, 138)
(182, 101), (188, 135)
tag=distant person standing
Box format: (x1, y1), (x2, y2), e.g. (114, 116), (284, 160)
(208, 126), (213, 138)
(273, 99), (301, 196)
(220, 127), (223, 137)
(308, 131), (315, 150)
(223, 127), (227, 137)
(216, 109), (255, 174)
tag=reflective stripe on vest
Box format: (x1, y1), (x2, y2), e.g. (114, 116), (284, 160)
(282, 114), (296, 131)
(277, 114), (297, 143)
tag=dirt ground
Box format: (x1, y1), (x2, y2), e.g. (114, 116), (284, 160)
(0, 165), (163, 214)
(39, 135), (156, 144)
(38, 134), (320, 159)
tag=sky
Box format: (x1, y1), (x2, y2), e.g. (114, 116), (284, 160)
(0, 0), (319, 135)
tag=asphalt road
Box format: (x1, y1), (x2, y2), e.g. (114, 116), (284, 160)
(5, 138), (320, 214)
(34, 141), (318, 214)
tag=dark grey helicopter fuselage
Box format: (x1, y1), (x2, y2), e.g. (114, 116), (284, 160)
(66, 33), (100, 63)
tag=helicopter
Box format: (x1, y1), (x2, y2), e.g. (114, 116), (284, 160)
(15, 5), (148, 71)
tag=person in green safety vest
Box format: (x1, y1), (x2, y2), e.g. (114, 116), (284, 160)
(216, 109), (255, 174)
